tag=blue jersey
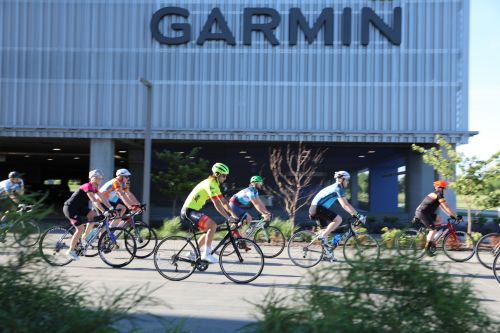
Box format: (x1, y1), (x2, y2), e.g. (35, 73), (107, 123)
(230, 186), (259, 208)
(311, 183), (346, 209)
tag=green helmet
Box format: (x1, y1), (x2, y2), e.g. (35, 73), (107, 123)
(250, 175), (263, 184)
(212, 162), (229, 175)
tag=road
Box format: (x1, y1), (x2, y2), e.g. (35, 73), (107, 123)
(2, 245), (499, 333)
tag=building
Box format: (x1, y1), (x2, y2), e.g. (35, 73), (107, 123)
(0, 0), (475, 221)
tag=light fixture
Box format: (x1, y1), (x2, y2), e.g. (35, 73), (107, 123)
(52, 148), (61, 151)
(114, 155), (122, 159)
(47, 158), (53, 161)
(368, 150), (376, 154)
(244, 156), (251, 159)
(239, 151), (247, 154)
(358, 155), (365, 158)
(177, 151), (185, 154)
(24, 155), (30, 158)
(118, 150), (127, 153)
(73, 157), (80, 160)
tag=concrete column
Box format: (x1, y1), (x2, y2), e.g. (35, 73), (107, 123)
(369, 165), (399, 213)
(128, 149), (144, 200)
(350, 171), (359, 207)
(406, 152), (435, 214)
(90, 139), (115, 181)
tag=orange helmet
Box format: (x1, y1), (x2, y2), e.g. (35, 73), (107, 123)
(433, 180), (449, 188)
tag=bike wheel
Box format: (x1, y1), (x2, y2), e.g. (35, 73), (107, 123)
(13, 220), (40, 247)
(39, 226), (74, 266)
(154, 236), (197, 281)
(253, 226), (286, 258)
(98, 227), (136, 268)
(395, 228), (426, 260)
(287, 230), (323, 268)
(343, 233), (380, 266)
(128, 222), (158, 259)
(443, 231), (475, 262)
(475, 233), (500, 270)
(219, 238), (264, 284)
(493, 251), (500, 283)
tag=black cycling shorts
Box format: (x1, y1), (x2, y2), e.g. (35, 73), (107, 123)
(415, 210), (437, 230)
(63, 205), (91, 226)
(181, 208), (210, 231)
(309, 205), (338, 228)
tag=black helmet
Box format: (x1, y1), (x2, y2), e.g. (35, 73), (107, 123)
(8, 171), (21, 179)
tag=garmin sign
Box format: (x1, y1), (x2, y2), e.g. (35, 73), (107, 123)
(151, 6), (402, 47)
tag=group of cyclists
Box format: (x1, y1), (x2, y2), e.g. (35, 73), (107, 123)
(1, 161), (461, 260)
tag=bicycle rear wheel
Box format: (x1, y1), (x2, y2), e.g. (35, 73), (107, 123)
(343, 233), (380, 266)
(493, 251), (500, 283)
(128, 222), (158, 259)
(219, 238), (264, 284)
(475, 233), (500, 270)
(395, 228), (426, 260)
(154, 236), (197, 281)
(13, 220), (40, 247)
(253, 226), (286, 258)
(287, 230), (323, 268)
(98, 227), (136, 268)
(39, 226), (73, 266)
(443, 231), (475, 262)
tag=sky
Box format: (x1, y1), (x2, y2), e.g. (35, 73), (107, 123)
(456, 0), (500, 159)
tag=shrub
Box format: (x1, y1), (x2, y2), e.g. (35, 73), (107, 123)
(270, 218), (296, 240)
(156, 217), (184, 238)
(381, 227), (402, 249)
(471, 232), (482, 243)
(245, 256), (499, 333)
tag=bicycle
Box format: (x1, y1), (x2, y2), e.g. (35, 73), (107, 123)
(287, 217), (380, 268)
(492, 249), (500, 283)
(231, 215), (286, 258)
(395, 217), (475, 262)
(39, 213), (137, 268)
(153, 220), (265, 284)
(475, 232), (500, 270)
(0, 204), (40, 247)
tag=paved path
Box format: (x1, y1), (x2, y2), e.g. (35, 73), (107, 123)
(2, 246), (499, 332)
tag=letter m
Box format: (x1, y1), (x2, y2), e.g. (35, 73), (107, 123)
(289, 8), (333, 46)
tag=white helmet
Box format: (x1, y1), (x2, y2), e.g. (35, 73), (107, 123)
(89, 169), (104, 179)
(116, 168), (131, 177)
(334, 170), (351, 180)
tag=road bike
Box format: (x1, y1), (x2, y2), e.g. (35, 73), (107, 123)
(153, 220), (264, 284)
(395, 217), (475, 262)
(492, 249), (500, 283)
(287, 217), (380, 268)
(39, 213), (137, 268)
(475, 232), (500, 270)
(0, 204), (40, 247)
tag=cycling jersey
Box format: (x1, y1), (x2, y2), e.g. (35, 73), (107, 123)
(99, 177), (128, 203)
(416, 191), (445, 215)
(311, 183), (346, 209)
(183, 178), (222, 211)
(0, 179), (24, 198)
(64, 182), (98, 210)
(230, 186), (259, 208)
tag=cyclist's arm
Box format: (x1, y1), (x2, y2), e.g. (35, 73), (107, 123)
(86, 192), (107, 213)
(96, 192), (114, 210)
(250, 198), (271, 217)
(210, 196), (234, 220)
(337, 197), (359, 216)
(7, 192), (19, 205)
(439, 201), (457, 219)
(115, 189), (135, 209)
(18, 183), (25, 195)
(123, 191), (141, 206)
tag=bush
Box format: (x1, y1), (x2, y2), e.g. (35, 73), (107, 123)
(245, 256), (499, 333)
(471, 232), (482, 243)
(270, 218), (296, 240)
(156, 217), (184, 238)
(381, 227), (402, 249)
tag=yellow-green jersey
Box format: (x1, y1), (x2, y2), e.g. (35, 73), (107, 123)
(183, 178), (223, 211)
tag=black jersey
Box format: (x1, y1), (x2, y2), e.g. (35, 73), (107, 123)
(416, 191), (445, 214)
(64, 182), (98, 209)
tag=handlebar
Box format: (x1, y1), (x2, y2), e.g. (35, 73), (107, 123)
(17, 204), (34, 212)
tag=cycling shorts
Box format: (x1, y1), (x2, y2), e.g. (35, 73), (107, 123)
(110, 198), (125, 209)
(229, 202), (250, 219)
(63, 205), (91, 226)
(309, 205), (338, 228)
(415, 210), (437, 230)
(181, 208), (210, 231)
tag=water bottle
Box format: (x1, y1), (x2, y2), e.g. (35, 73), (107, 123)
(331, 234), (341, 246)
(85, 228), (98, 242)
(246, 221), (257, 236)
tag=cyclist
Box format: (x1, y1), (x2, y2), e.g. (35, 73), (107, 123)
(229, 175), (272, 230)
(0, 171), (25, 209)
(63, 170), (114, 260)
(415, 180), (460, 256)
(181, 162), (239, 264)
(99, 168), (141, 226)
(309, 171), (366, 259)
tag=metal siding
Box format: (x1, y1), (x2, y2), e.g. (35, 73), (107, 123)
(0, 0), (471, 143)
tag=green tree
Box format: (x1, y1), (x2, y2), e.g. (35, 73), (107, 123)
(412, 136), (500, 233)
(152, 147), (209, 216)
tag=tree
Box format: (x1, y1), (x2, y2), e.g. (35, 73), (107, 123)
(412, 136), (500, 233)
(264, 143), (328, 224)
(152, 147), (209, 216)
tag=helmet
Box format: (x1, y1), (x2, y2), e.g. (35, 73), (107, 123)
(8, 171), (21, 179)
(212, 162), (229, 175)
(89, 169), (104, 179)
(433, 180), (448, 188)
(116, 168), (131, 177)
(250, 175), (263, 184)
(334, 170), (351, 180)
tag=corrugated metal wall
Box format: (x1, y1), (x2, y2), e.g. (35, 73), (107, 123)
(0, 0), (470, 143)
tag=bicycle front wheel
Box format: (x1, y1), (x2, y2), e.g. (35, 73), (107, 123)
(443, 231), (475, 262)
(39, 226), (73, 266)
(395, 228), (426, 260)
(343, 233), (380, 266)
(253, 226), (286, 258)
(493, 251), (500, 283)
(154, 236), (197, 281)
(219, 238), (264, 284)
(13, 220), (40, 247)
(475, 233), (500, 270)
(98, 227), (136, 268)
(287, 230), (323, 268)
(129, 222), (158, 259)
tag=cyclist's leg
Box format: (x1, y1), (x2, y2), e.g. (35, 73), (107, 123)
(83, 209), (97, 237)
(416, 211), (437, 253)
(314, 206), (341, 238)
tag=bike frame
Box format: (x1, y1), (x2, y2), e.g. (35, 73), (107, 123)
(75, 216), (116, 255)
(416, 218), (461, 245)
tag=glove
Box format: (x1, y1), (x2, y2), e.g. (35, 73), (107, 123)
(456, 215), (463, 221)
(263, 213), (272, 222)
(228, 216), (237, 224)
(352, 213), (366, 225)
